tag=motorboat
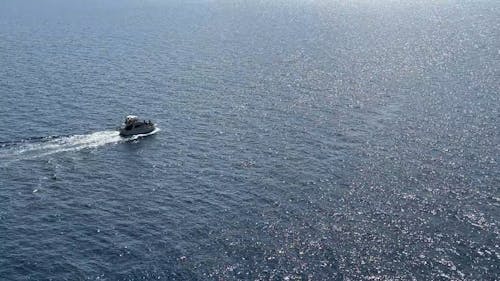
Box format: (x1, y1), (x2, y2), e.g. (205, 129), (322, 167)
(119, 115), (156, 137)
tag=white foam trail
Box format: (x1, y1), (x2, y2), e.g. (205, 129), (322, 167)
(0, 128), (159, 162)
(36, 130), (123, 157)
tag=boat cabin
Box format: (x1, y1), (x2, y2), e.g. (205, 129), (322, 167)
(125, 115), (139, 125)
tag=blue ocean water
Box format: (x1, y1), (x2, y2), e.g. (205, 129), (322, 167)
(0, 0), (498, 280)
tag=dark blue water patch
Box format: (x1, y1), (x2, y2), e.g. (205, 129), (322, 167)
(1, 0), (499, 280)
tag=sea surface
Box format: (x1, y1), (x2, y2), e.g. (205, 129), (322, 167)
(0, 0), (498, 280)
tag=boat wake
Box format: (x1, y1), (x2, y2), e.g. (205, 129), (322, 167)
(0, 128), (160, 163)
